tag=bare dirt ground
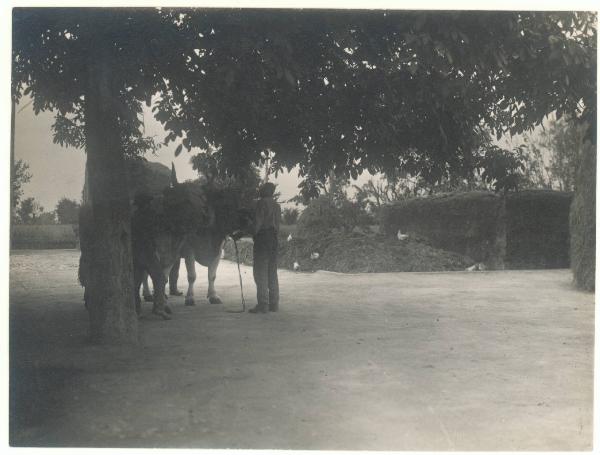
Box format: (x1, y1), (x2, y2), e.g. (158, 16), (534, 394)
(9, 249), (594, 450)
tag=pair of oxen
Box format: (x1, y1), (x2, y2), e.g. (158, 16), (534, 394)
(79, 160), (253, 320)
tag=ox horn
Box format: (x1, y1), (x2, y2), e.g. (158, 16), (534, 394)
(171, 162), (178, 186)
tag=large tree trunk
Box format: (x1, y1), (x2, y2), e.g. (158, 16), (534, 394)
(570, 137), (596, 292)
(10, 100), (15, 222)
(81, 44), (138, 343)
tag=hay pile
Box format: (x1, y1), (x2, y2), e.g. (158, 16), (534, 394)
(224, 230), (472, 273)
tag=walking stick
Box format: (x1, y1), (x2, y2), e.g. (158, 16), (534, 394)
(233, 237), (246, 313)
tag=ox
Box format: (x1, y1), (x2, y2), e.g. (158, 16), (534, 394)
(131, 174), (212, 319)
(80, 159), (253, 319)
(141, 184), (254, 307)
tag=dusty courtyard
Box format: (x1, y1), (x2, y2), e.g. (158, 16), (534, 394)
(9, 249), (594, 450)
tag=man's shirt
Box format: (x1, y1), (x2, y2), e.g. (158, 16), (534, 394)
(254, 196), (281, 235)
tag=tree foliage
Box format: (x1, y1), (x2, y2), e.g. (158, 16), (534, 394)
(520, 116), (593, 191)
(190, 150), (262, 206)
(12, 8), (165, 157)
(11, 159), (31, 217)
(16, 197), (43, 224)
(154, 10), (596, 198)
(13, 9), (596, 196)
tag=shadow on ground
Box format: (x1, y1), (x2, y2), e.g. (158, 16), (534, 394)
(9, 250), (595, 450)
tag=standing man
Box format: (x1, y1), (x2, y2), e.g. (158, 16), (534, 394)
(249, 182), (281, 313)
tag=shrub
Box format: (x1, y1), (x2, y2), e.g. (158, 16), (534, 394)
(296, 195), (372, 237)
(281, 207), (299, 225)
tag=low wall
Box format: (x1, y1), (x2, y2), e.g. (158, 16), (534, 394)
(380, 190), (572, 269)
(11, 224), (79, 250)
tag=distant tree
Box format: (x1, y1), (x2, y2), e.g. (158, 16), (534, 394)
(55, 197), (81, 224)
(16, 197), (43, 224)
(297, 193), (373, 237)
(11, 159), (32, 221)
(516, 143), (553, 190)
(34, 211), (57, 225)
(521, 117), (592, 191)
(354, 178), (409, 214)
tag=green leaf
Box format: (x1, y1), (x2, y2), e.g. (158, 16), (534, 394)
(174, 144), (183, 156)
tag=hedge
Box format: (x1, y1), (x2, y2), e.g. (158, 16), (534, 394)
(380, 190), (573, 270)
(570, 143), (596, 291)
(506, 190), (572, 269)
(380, 191), (506, 268)
(11, 224), (78, 249)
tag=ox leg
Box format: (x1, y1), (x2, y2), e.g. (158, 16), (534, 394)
(133, 267), (144, 317)
(207, 252), (223, 305)
(149, 266), (171, 320)
(162, 267), (174, 315)
(169, 258), (183, 296)
(142, 271), (153, 302)
(184, 254), (196, 306)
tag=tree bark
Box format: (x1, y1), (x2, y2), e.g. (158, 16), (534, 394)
(10, 100), (15, 222)
(82, 43), (138, 343)
(570, 138), (596, 291)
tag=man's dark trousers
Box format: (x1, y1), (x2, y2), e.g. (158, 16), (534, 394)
(253, 228), (279, 311)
